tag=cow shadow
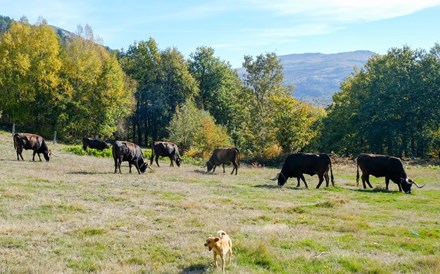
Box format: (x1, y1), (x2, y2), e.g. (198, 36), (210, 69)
(193, 169), (209, 175)
(254, 184), (306, 190)
(179, 263), (208, 274)
(352, 188), (398, 194)
(67, 171), (113, 175)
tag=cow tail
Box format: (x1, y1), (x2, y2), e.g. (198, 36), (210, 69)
(356, 160), (360, 185)
(235, 147), (241, 167)
(329, 156), (334, 185)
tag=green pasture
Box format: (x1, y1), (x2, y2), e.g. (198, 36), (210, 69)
(0, 131), (439, 273)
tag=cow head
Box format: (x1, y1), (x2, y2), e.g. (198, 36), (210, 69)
(175, 156), (182, 167)
(271, 173), (288, 187)
(400, 178), (425, 194)
(139, 160), (147, 173)
(206, 161), (214, 172)
(43, 149), (52, 162)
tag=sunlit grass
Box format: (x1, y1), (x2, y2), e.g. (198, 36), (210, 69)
(0, 131), (439, 273)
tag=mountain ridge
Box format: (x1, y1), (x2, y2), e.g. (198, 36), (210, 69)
(279, 50), (374, 105)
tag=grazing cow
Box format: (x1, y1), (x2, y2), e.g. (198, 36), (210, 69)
(82, 136), (110, 151)
(150, 141), (182, 167)
(207, 148), (240, 175)
(13, 133), (51, 162)
(112, 141), (147, 174)
(356, 153), (424, 194)
(272, 153), (334, 189)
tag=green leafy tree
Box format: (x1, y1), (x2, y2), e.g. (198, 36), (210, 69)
(240, 52), (289, 155)
(320, 45), (440, 158)
(188, 47), (243, 134)
(167, 99), (230, 157)
(119, 39), (198, 145)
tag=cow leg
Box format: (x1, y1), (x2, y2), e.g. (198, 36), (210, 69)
(155, 156), (160, 167)
(361, 174), (367, 189)
(212, 165), (216, 173)
(129, 162), (132, 173)
(17, 148), (24, 161)
(300, 175), (308, 188)
(316, 175), (324, 189)
(296, 177), (301, 187)
(385, 177), (390, 190)
(324, 172), (330, 187)
(365, 175), (373, 188)
(231, 162), (238, 175)
(169, 156), (174, 167)
(134, 162), (141, 174)
(114, 158), (118, 173)
(397, 182), (403, 192)
(222, 164), (226, 173)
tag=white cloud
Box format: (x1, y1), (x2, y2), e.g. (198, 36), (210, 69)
(246, 0), (440, 22)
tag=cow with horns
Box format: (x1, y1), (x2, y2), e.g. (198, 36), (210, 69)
(13, 133), (51, 162)
(272, 153), (334, 188)
(356, 153), (424, 194)
(112, 141), (148, 174)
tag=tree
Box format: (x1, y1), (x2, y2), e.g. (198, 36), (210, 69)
(59, 25), (134, 139)
(320, 45), (440, 158)
(188, 47), (243, 133)
(167, 99), (230, 157)
(270, 93), (319, 152)
(240, 52), (289, 155)
(119, 39), (198, 145)
(0, 20), (62, 135)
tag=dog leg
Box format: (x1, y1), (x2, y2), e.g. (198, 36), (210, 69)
(213, 252), (218, 268)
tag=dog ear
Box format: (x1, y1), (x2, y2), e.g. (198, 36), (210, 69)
(214, 237), (220, 242)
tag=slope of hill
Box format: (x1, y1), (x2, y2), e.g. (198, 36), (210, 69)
(280, 51), (374, 105)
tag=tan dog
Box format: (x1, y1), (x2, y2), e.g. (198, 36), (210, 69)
(204, 230), (233, 272)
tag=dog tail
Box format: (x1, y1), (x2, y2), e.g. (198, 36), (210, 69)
(216, 230), (227, 238)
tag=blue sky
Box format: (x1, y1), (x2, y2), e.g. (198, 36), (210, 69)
(1, 0), (440, 67)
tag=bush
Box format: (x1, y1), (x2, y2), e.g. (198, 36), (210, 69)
(65, 145), (112, 158)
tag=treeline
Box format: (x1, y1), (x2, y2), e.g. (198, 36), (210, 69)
(316, 46), (440, 158)
(0, 18), (439, 159)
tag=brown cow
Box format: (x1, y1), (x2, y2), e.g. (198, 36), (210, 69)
(150, 141), (182, 167)
(356, 153), (424, 194)
(272, 153), (334, 189)
(112, 140), (147, 174)
(13, 133), (51, 161)
(206, 148), (240, 175)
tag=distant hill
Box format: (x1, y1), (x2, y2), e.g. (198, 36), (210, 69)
(280, 51), (374, 105)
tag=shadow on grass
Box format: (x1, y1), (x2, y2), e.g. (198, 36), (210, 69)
(254, 184), (307, 190)
(67, 171), (113, 175)
(351, 187), (398, 194)
(180, 263), (209, 274)
(193, 169), (210, 175)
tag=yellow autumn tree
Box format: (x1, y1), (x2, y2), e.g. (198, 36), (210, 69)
(0, 19), (62, 132)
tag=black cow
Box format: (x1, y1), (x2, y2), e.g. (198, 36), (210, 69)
(272, 153), (334, 188)
(150, 141), (182, 167)
(356, 153), (424, 194)
(206, 148), (240, 175)
(112, 141), (147, 174)
(13, 133), (51, 162)
(82, 137), (110, 151)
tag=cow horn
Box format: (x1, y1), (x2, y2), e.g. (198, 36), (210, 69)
(270, 173), (280, 181)
(410, 181), (425, 188)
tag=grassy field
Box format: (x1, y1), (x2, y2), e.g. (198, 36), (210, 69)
(0, 131), (439, 273)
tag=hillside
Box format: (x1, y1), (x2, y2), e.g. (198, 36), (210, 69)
(280, 51), (374, 105)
